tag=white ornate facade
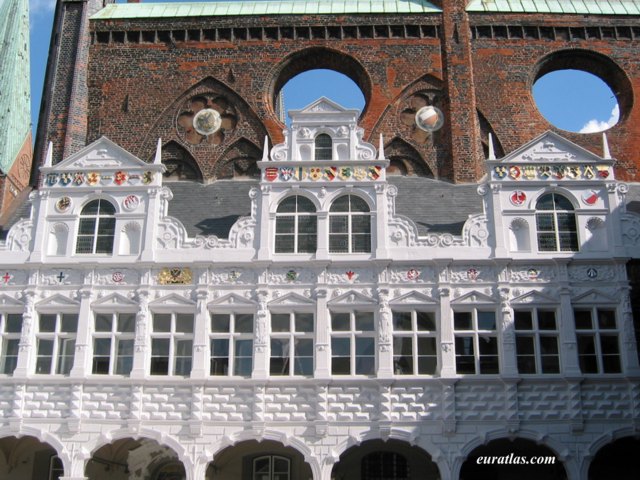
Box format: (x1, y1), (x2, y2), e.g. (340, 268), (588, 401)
(1, 99), (639, 480)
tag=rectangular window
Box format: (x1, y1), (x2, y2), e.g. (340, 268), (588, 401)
(210, 312), (254, 376)
(150, 313), (194, 376)
(392, 310), (437, 375)
(270, 312), (314, 376)
(453, 310), (499, 374)
(0, 313), (22, 375)
(35, 313), (78, 375)
(574, 307), (621, 374)
(92, 312), (136, 375)
(514, 309), (560, 374)
(331, 311), (375, 375)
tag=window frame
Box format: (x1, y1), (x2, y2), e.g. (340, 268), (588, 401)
(513, 307), (561, 375)
(75, 198), (117, 255)
(0, 312), (22, 375)
(314, 133), (333, 160)
(35, 312), (78, 376)
(274, 195), (318, 254)
(209, 311), (254, 377)
(252, 455), (291, 480)
(328, 194), (372, 254)
(269, 311), (315, 377)
(574, 306), (621, 374)
(330, 310), (376, 376)
(453, 308), (500, 375)
(535, 192), (579, 253)
(391, 309), (438, 376)
(361, 451), (409, 480)
(150, 311), (194, 377)
(91, 311), (136, 376)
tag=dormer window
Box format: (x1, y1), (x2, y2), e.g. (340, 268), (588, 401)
(76, 199), (116, 254)
(314, 134), (333, 160)
(535, 193), (578, 252)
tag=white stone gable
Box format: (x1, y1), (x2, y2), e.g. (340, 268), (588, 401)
(268, 292), (315, 307)
(510, 290), (558, 305)
(299, 97), (347, 114)
(92, 292), (139, 310)
(328, 290), (377, 307)
(36, 294), (80, 310)
(450, 290), (495, 305)
(571, 289), (618, 305)
(208, 293), (257, 309)
(149, 293), (196, 309)
(389, 291), (437, 306)
(497, 130), (608, 165)
(0, 294), (24, 308)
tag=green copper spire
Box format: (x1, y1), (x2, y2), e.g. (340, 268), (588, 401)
(0, 0), (31, 174)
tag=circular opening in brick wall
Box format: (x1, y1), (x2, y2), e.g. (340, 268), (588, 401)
(532, 50), (633, 134)
(280, 69), (366, 125)
(271, 48), (370, 123)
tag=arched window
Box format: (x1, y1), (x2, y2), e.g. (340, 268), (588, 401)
(329, 195), (371, 253)
(361, 452), (409, 480)
(253, 455), (290, 480)
(275, 196), (317, 253)
(535, 193), (578, 252)
(152, 461), (186, 480)
(315, 133), (333, 160)
(76, 199), (116, 254)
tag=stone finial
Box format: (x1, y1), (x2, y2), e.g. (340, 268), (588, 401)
(153, 138), (162, 165)
(43, 141), (53, 168)
(488, 133), (496, 160)
(262, 136), (269, 162)
(378, 134), (385, 160)
(602, 132), (611, 159)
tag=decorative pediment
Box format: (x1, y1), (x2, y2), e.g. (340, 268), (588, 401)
(36, 294), (80, 310)
(298, 97), (349, 115)
(571, 289), (618, 305)
(208, 293), (257, 309)
(328, 290), (377, 307)
(450, 290), (495, 305)
(389, 291), (437, 306)
(92, 293), (139, 309)
(510, 290), (558, 305)
(268, 292), (315, 307)
(149, 293), (196, 309)
(498, 131), (606, 165)
(0, 294), (23, 308)
(44, 136), (155, 172)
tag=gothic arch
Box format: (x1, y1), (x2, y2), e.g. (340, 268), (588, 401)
(384, 137), (434, 177)
(158, 141), (203, 182)
(213, 137), (262, 179)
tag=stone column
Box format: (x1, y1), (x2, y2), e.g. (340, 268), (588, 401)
(314, 288), (330, 379)
(558, 286), (582, 376)
(130, 288), (150, 379)
(315, 211), (329, 260)
(620, 286), (640, 375)
(191, 287), (209, 379)
(498, 287), (518, 377)
(13, 289), (36, 377)
(252, 290), (269, 379)
(437, 270), (456, 377)
(256, 185), (272, 260)
(377, 288), (393, 378)
(70, 287), (94, 378)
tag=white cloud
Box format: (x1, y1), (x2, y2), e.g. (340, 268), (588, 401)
(579, 104), (620, 133)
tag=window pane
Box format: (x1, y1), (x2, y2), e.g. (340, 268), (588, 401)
(329, 217), (348, 234)
(351, 234), (371, 253)
(536, 213), (554, 231)
(331, 313), (350, 331)
(574, 310), (593, 329)
(5, 314), (22, 333)
(541, 355), (560, 374)
(297, 215), (317, 232)
(394, 353), (413, 374)
(418, 337), (436, 355)
(329, 234), (349, 252)
(153, 314), (171, 332)
(558, 232), (578, 251)
(75, 236), (94, 254)
(602, 354), (621, 373)
(597, 309), (617, 329)
(394, 337), (413, 355)
(275, 235), (294, 253)
(176, 314), (194, 333)
(295, 313), (314, 333)
(416, 311), (436, 331)
(516, 335), (535, 354)
(116, 340), (134, 375)
(418, 356), (437, 375)
(349, 196), (369, 212)
(211, 338), (229, 356)
(536, 194), (554, 210)
(61, 314), (78, 332)
(39, 314), (56, 332)
(392, 312), (411, 331)
(234, 357), (252, 377)
(95, 235), (114, 254)
(210, 357), (229, 376)
(454, 312), (472, 330)
(152, 339), (170, 355)
(294, 357), (313, 376)
(56, 338), (75, 375)
(540, 336), (559, 354)
(95, 314), (113, 332)
(538, 311), (557, 330)
(330, 196), (350, 212)
(297, 234), (317, 253)
(514, 311), (533, 330)
(477, 311), (496, 330)
(37, 339), (54, 355)
(556, 213), (576, 230)
(271, 338), (289, 357)
(211, 314), (231, 333)
(355, 312), (374, 331)
(81, 200), (101, 215)
(118, 313), (136, 333)
(517, 355), (536, 374)
(78, 218), (96, 235)
(355, 356), (374, 375)
(276, 197), (297, 213)
(537, 233), (557, 251)
(235, 314), (253, 333)
(600, 335), (619, 354)
(175, 339), (192, 356)
(275, 216), (295, 234)
(94, 338), (111, 355)
(331, 337), (350, 356)
(332, 357), (350, 375)
(554, 195), (574, 210)
(356, 337), (375, 356)
(175, 357), (192, 376)
(271, 314), (290, 332)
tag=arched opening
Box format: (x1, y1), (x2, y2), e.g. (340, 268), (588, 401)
(532, 50), (633, 134)
(589, 436), (640, 480)
(460, 438), (566, 480)
(331, 439), (440, 480)
(271, 48), (370, 123)
(205, 439), (312, 480)
(0, 436), (62, 480)
(86, 438), (185, 480)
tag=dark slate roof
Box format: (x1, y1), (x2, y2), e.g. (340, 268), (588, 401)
(388, 176), (483, 235)
(627, 184), (640, 216)
(167, 180), (256, 238)
(166, 176), (484, 238)
(0, 188), (31, 240)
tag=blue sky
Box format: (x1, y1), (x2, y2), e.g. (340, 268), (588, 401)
(28, 0), (619, 138)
